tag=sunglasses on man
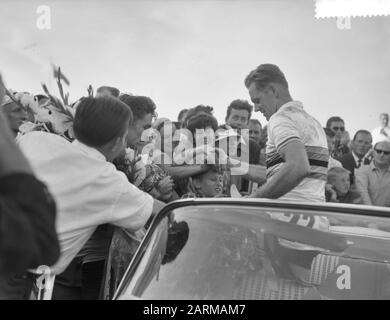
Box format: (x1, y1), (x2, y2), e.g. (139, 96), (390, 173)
(375, 149), (390, 156)
(331, 126), (345, 132)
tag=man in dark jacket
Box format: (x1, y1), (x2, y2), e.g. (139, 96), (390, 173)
(339, 130), (372, 183)
(0, 75), (60, 299)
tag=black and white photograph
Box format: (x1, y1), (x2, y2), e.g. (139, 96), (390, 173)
(1, 0), (390, 305)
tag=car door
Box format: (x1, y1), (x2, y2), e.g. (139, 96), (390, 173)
(111, 200), (390, 300)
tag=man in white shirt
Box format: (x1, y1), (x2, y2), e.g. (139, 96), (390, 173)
(245, 64), (329, 206)
(244, 64), (329, 281)
(18, 97), (165, 277)
(371, 113), (390, 145)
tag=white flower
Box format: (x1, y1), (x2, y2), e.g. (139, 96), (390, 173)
(19, 94), (38, 109)
(13, 92), (24, 101)
(18, 121), (39, 134)
(45, 106), (73, 134)
(124, 147), (135, 161)
(32, 107), (53, 123)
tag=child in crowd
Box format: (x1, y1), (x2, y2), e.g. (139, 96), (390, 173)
(182, 164), (225, 198)
(326, 167), (362, 204)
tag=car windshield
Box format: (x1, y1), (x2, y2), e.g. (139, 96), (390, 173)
(116, 204), (390, 300)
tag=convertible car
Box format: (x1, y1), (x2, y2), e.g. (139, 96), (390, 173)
(101, 199), (390, 300)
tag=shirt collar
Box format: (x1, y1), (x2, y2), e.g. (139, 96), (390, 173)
(352, 151), (362, 164)
(72, 140), (106, 161)
(352, 151), (370, 165)
(277, 100), (303, 114)
(370, 161), (390, 172)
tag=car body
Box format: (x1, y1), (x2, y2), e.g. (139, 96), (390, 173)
(102, 199), (390, 300)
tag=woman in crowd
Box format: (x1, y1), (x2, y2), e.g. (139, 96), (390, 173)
(169, 105), (224, 196)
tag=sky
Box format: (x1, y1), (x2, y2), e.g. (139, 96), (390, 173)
(0, 0), (389, 135)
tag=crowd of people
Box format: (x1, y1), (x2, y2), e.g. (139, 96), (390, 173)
(0, 63), (389, 300)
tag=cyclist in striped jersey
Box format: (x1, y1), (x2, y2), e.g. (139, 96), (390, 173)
(245, 64), (330, 257)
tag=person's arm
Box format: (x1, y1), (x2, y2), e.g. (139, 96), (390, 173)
(250, 140), (310, 199)
(231, 163), (267, 184)
(110, 176), (167, 232)
(355, 168), (372, 205)
(152, 198), (166, 215)
(159, 164), (208, 179)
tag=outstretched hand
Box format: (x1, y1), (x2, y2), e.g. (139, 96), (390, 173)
(157, 176), (175, 194)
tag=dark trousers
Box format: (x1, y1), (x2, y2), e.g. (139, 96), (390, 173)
(81, 260), (106, 300)
(52, 260), (105, 300)
(0, 272), (35, 300)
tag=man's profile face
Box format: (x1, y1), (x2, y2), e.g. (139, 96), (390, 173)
(112, 127), (129, 161)
(249, 121), (262, 144)
(329, 121), (345, 139)
(126, 113), (153, 149)
(226, 108), (250, 130)
(248, 82), (277, 121)
(351, 132), (372, 158)
(380, 114), (389, 127)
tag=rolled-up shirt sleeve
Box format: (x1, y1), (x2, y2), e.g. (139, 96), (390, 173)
(355, 167), (372, 205)
(270, 114), (302, 154)
(109, 174), (154, 231)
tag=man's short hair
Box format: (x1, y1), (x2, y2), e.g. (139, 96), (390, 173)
(186, 113), (218, 136)
(380, 113), (389, 119)
(324, 127), (336, 138)
(352, 129), (372, 142)
(326, 116), (344, 128)
(328, 167), (351, 183)
(183, 105), (214, 128)
(226, 99), (253, 121)
(177, 108), (189, 122)
(118, 94), (156, 121)
(96, 86), (120, 98)
(244, 63), (289, 90)
(73, 96), (132, 148)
